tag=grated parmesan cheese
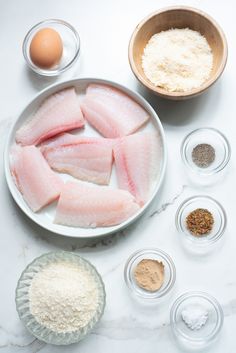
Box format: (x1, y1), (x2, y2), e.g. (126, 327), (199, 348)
(142, 28), (213, 92)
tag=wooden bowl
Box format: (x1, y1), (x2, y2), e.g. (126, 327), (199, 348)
(129, 6), (228, 100)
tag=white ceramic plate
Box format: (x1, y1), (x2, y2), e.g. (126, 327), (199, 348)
(4, 78), (167, 238)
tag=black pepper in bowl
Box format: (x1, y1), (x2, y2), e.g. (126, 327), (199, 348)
(192, 144), (215, 168)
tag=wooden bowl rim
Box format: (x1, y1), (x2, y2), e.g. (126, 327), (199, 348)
(128, 6), (228, 99)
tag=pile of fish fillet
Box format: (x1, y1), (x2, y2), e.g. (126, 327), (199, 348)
(10, 84), (161, 228)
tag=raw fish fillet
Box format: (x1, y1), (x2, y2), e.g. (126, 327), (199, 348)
(42, 135), (113, 185)
(10, 145), (63, 212)
(55, 182), (140, 227)
(40, 132), (114, 152)
(15, 87), (85, 146)
(81, 84), (149, 138)
(113, 132), (161, 205)
(40, 133), (83, 153)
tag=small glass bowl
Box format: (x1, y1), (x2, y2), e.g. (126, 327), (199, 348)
(176, 195), (226, 253)
(15, 251), (105, 345)
(181, 128), (231, 184)
(124, 248), (176, 302)
(170, 291), (224, 350)
(23, 19), (80, 76)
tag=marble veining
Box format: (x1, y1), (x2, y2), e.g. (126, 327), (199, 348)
(1, 0), (236, 352)
(92, 317), (169, 340)
(149, 185), (187, 218)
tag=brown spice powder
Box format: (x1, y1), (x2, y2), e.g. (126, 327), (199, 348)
(134, 259), (164, 292)
(186, 208), (214, 236)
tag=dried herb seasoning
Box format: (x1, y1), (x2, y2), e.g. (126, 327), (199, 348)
(186, 208), (214, 236)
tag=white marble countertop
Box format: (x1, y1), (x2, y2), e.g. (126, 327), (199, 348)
(0, 0), (235, 352)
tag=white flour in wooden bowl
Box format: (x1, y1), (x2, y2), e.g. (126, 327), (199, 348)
(29, 261), (100, 333)
(142, 28), (213, 92)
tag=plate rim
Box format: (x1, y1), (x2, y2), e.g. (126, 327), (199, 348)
(4, 77), (167, 238)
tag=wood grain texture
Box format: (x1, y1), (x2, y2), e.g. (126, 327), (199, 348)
(128, 6), (228, 100)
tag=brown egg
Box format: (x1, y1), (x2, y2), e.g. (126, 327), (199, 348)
(29, 28), (63, 68)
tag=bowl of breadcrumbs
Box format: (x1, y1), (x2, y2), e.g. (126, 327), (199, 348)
(129, 6), (228, 100)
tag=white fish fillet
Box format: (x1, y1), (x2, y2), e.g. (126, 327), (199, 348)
(16, 87), (85, 146)
(10, 145), (63, 212)
(113, 132), (162, 205)
(55, 182), (140, 227)
(42, 134), (113, 185)
(81, 84), (149, 137)
(40, 133), (83, 153)
(40, 132), (114, 151)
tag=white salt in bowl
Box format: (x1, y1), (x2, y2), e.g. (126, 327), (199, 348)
(170, 291), (224, 350)
(15, 251), (105, 345)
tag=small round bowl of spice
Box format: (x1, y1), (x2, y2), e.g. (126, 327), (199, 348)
(129, 6), (228, 100)
(124, 248), (176, 302)
(170, 291), (224, 350)
(175, 195), (226, 252)
(181, 128), (231, 185)
(23, 19), (80, 76)
(15, 251), (105, 345)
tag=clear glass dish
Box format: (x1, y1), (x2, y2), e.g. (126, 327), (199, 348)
(22, 19), (80, 76)
(124, 248), (176, 302)
(15, 251), (105, 345)
(170, 291), (224, 350)
(181, 128), (231, 185)
(175, 195), (226, 253)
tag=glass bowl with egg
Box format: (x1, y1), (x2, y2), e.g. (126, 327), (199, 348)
(22, 19), (80, 76)
(124, 248), (176, 302)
